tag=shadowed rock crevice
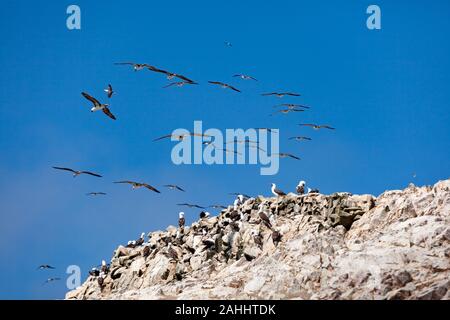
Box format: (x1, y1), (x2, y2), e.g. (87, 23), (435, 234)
(66, 179), (450, 300)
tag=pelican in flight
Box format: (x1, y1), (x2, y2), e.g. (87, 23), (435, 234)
(233, 74), (257, 81)
(208, 81), (241, 92)
(52, 166), (102, 178)
(114, 181), (160, 193)
(273, 153), (301, 160)
(147, 66), (196, 83)
(37, 265), (55, 270)
(299, 123), (335, 130)
(153, 132), (211, 142)
(81, 92), (116, 120)
(177, 203), (206, 209)
(163, 81), (198, 88)
(270, 109), (305, 116)
(261, 92), (301, 98)
(104, 84), (114, 98)
(275, 104), (310, 109)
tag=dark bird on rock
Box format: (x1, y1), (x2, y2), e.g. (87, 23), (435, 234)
(299, 123), (335, 130)
(142, 245), (151, 257)
(178, 212), (185, 228)
(100, 260), (110, 274)
(199, 211), (210, 219)
(251, 230), (264, 249)
(261, 92), (301, 98)
(52, 166), (102, 178)
(166, 243), (179, 261)
(272, 230), (282, 245)
(164, 184), (185, 192)
(114, 181), (160, 193)
(177, 203), (206, 209)
(81, 92), (116, 120)
(258, 211), (272, 229)
(233, 74), (257, 81)
(104, 84), (114, 98)
(296, 181), (306, 195)
(135, 232), (146, 246)
(208, 81), (241, 92)
(37, 265), (55, 270)
(89, 268), (100, 277)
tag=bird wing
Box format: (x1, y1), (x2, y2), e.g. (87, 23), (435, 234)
(275, 188), (287, 195)
(114, 180), (136, 184)
(299, 123), (316, 127)
(227, 84), (241, 92)
(232, 74), (241, 78)
(286, 154), (301, 160)
(102, 107), (117, 120)
(175, 74), (195, 83)
(107, 84), (113, 98)
(163, 82), (178, 88)
(208, 81), (223, 86)
(114, 62), (135, 65)
(321, 125), (336, 130)
(52, 166), (76, 173)
(175, 185), (185, 192)
(143, 184), (161, 193)
(152, 134), (173, 142)
(81, 92), (101, 106)
(248, 76), (258, 81)
(80, 171), (102, 177)
(261, 92), (276, 96)
(285, 92), (301, 96)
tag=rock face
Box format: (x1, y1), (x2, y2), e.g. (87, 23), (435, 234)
(66, 179), (450, 300)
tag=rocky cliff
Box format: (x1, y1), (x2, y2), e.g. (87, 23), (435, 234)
(66, 179), (450, 300)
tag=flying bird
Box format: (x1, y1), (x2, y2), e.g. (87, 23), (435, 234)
(208, 81), (241, 92)
(233, 74), (257, 81)
(163, 81), (198, 88)
(146, 66), (196, 83)
(43, 278), (61, 285)
(275, 104), (310, 109)
(52, 166), (102, 178)
(289, 136), (312, 141)
(224, 41), (233, 47)
(177, 203), (206, 209)
(153, 132), (211, 142)
(86, 192), (107, 196)
(81, 92), (116, 120)
(104, 84), (114, 98)
(114, 181), (160, 193)
(273, 153), (301, 160)
(299, 123), (335, 130)
(163, 184), (185, 192)
(271, 183), (287, 197)
(261, 92), (301, 98)
(37, 265), (55, 270)
(270, 109), (305, 116)
(114, 62), (151, 71)
(208, 204), (227, 209)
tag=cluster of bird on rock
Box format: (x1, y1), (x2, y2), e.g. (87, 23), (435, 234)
(44, 42), (334, 287)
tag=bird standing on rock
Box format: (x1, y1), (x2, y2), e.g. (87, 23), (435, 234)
(178, 212), (185, 228)
(296, 181), (306, 195)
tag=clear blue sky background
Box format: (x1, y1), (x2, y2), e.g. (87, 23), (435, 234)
(0, 0), (449, 299)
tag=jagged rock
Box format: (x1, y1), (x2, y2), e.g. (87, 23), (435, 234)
(66, 179), (450, 300)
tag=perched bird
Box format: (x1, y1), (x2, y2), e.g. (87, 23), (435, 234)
(104, 84), (114, 98)
(208, 81), (241, 92)
(296, 181), (306, 195)
(37, 265), (55, 270)
(177, 203), (206, 209)
(270, 109), (305, 116)
(166, 243), (179, 261)
(89, 268), (100, 277)
(261, 92), (301, 98)
(126, 240), (136, 248)
(114, 181), (160, 193)
(114, 62), (152, 71)
(299, 123), (335, 130)
(275, 104), (310, 109)
(163, 81), (198, 88)
(43, 278), (60, 285)
(135, 232), (146, 246)
(271, 183), (286, 197)
(199, 211), (210, 219)
(258, 208), (272, 229)
(233, 74), (257, 81)
(273, 153), (301, 160)
(178, 212), (185, 228)
(163, 184), (185, 192)
(81, 92), (116, 120)
(308, 188), (320, 194)
(251, 229), (263, 249)
(289, 136), (312, 141)
(86, 192), (107, 196)
(142, 244), (151, 257)
(100, 260), (110, 274)
(153, 132), (210, 142)
(272, 230), (282, 245)
(52, 166), (102, 178)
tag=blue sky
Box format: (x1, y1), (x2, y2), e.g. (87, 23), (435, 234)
(0, 0), (449, 299)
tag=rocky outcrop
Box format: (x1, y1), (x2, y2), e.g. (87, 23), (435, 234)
(66, 179), (450, 300)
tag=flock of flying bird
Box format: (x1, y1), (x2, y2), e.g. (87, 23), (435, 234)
(40, 42), (335, 286)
